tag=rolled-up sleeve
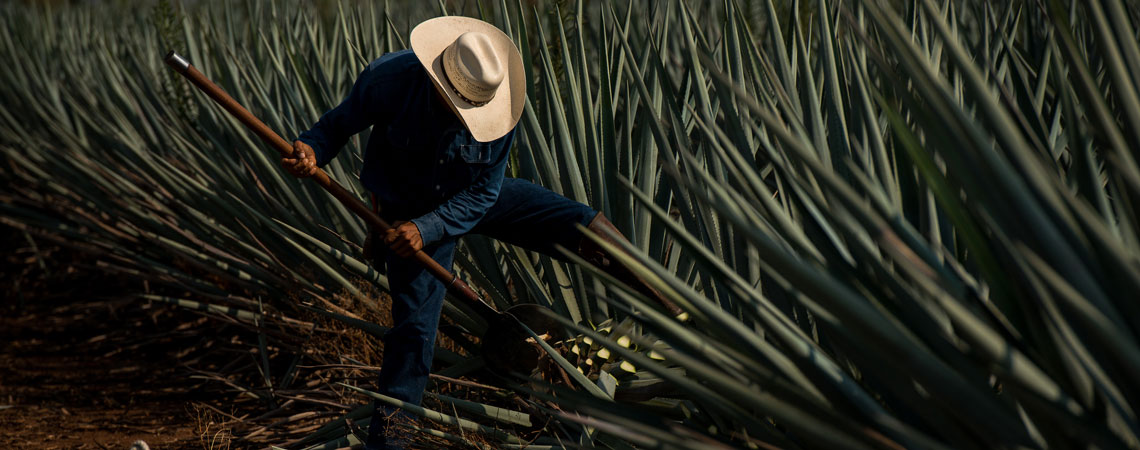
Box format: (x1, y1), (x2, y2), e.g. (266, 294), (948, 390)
(412, 130), (515, 245)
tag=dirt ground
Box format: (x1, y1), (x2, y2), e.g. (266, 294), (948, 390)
(0, 223), (503, 450)
(0, 298), (208, 449)
(0, 226), (250, 449)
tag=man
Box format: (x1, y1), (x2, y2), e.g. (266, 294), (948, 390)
(282, 16), (678, 449)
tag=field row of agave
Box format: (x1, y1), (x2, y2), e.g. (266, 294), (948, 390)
(3, 0), (1140, 448)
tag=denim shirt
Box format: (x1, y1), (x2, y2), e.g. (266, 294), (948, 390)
(296, 50), (514, 245)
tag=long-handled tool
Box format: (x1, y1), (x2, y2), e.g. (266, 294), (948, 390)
(163, 51), (560, 375)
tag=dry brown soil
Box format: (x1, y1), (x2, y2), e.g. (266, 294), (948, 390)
(0, 298), (209, 449)
(0, 226), (489, 450)
(0, 226), (241, 449)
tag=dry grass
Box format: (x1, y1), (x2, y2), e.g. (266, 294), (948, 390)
(191, 403), (235, 450)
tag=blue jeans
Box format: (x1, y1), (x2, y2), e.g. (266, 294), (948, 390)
(365, 178), (595, 449)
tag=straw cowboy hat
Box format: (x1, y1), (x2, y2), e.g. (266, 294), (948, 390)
(411, 17), (526, 143)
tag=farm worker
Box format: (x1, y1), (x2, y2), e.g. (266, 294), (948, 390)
(281, 17), (678, 449)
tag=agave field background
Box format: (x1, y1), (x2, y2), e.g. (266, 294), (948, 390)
(3, 0), (1140, 448)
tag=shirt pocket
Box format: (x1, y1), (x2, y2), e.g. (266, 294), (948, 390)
(460, 144), (492, 164)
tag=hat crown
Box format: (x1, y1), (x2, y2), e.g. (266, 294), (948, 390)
(443, 32), (504, 104)
(410, 16), (526, 142)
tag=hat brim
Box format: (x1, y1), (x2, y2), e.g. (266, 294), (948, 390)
(411, 17), (525, 143)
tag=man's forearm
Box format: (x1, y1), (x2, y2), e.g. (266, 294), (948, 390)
(411, 131), (512, 245)
(411, 185), (501, 245)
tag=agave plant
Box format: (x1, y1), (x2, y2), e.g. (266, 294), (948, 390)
(3, 0), (1140, 448)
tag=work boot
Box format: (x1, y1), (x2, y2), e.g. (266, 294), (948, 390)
(364, 404), (416, 450)
(577, 213), (684, 317)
